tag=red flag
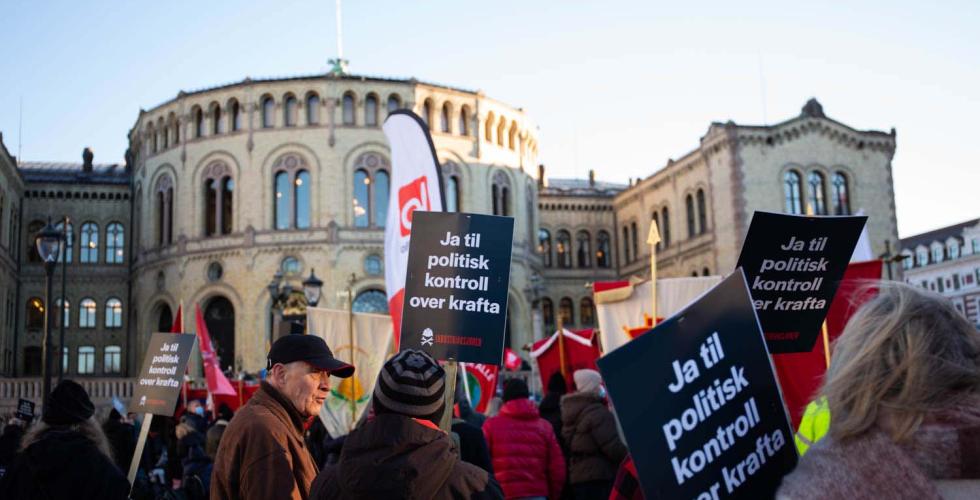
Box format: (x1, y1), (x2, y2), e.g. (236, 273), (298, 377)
(503, 348), (522, 371)
(530, 328), (601, 391)
(170, 305), (183, 333)
(195, 305), (237, 396)
(462, 363), (498, 413)
(772, 259), (883, 427)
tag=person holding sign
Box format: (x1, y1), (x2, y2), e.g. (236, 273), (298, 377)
(0, 380), (130, 500)
(778, 283), (980, 499)
(212, 334), (354, 500)
(561, 369), (628, 500)
(311, 349), (504, 499)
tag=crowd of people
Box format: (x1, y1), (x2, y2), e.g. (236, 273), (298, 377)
(0, 282), (977, 499)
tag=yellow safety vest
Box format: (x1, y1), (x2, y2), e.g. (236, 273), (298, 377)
(795, 397), (831, 456)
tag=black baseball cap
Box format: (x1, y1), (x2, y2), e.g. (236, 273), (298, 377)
(267, 334), (355, 378)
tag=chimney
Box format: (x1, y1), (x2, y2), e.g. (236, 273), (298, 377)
(82, 147), (94, 173)
(537, 164), (545, 188)
(588, 169), (595, 186)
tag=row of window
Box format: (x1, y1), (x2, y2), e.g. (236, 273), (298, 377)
(22, 345), (121, 376)
(784, 170), (851, 216)
(25, 296), (123, 329)
(541, 297), (596, 327)
(915, 268), (980, 294)
(619, 189), (710, 265)
(903, 238), (980, 269)
(26, 221), (125, 265)
(539, 229), (613, 269)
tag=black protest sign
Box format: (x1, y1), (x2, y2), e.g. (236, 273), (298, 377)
(597, 270), (797, 500)
(400, 211), (514, 365)
(130, 333), (196, 416)
(736, 212), (866, 353)
(15, 399), (35, 422)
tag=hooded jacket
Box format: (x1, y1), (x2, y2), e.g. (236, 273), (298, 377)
(211, 382), (319, 500)
(311, 413), (504, 500)
(483, 398), (566, 499)
(560, 391), (627, 485)
(778, 396), (980, 499)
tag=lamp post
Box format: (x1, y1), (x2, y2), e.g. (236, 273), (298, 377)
(35, 218), (63, 405)
(302, 269), (323, 308)
(57, 216), (69, 381)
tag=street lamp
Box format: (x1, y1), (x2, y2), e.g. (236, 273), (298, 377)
(35, 218), (63, 406)
(302, 269), (323, 308)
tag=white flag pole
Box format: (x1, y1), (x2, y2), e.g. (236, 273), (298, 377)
(647, 222), (662, 322)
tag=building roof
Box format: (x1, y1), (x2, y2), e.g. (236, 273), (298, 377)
(900, 218), (980, 251)
(18, 161), (129, 185)
(541, 178), (625, 197)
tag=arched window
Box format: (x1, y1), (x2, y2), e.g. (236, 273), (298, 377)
(26, 220), (44, 263)
(230, 99), (242, 131)
(171, 115), (180, 144)
(104, 346), (121, 374)
(79, 298), (96, 328)
(703, 267), (711, 276)
(901, 251), (913, 270)
(808, 171), (827, 215)
(541, 298), (555, 327)
(932, 245), (943, 264)
(491, 171), (511, 216)
(351, 152), (392, 228)
(365, 94), (378, 127)
(271, 154), (310, 230)
(440, 103), (450, 133)
(105, 298), (122, 328)
(77, 346), (95, 375)
(194, 107), (205, 138)
(352, 289), (389, 314)
(56, 221), (73, 263)
(458, 106), (470, 136)
(80, 222), (99, 263)
(387, 94), (401, 115)
(949, 241), (960, 260)
(422, 99), (433, 129)
(496, 118), (506, 146)
(559, 297), (574, 326)
(538, 229), (552, 267)
(661, 207), (671, 247)
(651, 212), (661, 251)
(148, 124), (157, 153)
(576, 230), (592, 268)
(596, 230), (611, 268)
(211, 103), (223, 135)
(306, 93), (320, 125)
(26, 297), (44, 330)
(623, 226), (631, 263)
(353, 169), (370, 228)
(784, 170), (803, 215)
(55, 298), (70, 328)
(203, 161), (234, 236)
(556, 230), (572, 268)
(105, 223), (124, 264)
(580, 298), (596, 326)
(261, 96), (275, 128)
(508, 122), (518, 150)
(155, 175), (174, 245)
(340, 93), (357, 125)
(446, 176), (460, 212)
(916, 248), (928, 267)
(485, 112), (495, 142)
(832, 171), (850, 215)
(686, 194), (696, 238)
(284, 95), (298, 127)
(631, 222), (638, 261)
(374, 170), (389, 228)
(697, 189), (707, 234)
(160, 118), (168, 148)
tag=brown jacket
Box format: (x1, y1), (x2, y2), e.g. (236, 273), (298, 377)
(778, 396), (980, 499)
(560, 391), (627, 485)
(311, 413), (504, 499)
(212, 382), (318, 500)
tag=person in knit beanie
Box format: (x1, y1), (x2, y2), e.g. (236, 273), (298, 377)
(0, 380), (130, 500)
(560, 369), (626, 500)
(311, 350), (504, 499)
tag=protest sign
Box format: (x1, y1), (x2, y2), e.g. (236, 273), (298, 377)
(399, 211), (514, 365)
(736, 212), (867, 353)
(597, 270), (797, 500)
(15, 398), (35, 422)
(130, 332), (197, 416)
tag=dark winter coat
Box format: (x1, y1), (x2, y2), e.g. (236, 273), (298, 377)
(311, 413), (504, 500)
(103, 417), (136, 472)
(538, 391), (565, 453)
(483, 398), (566, 499)
(211, 382), (319, 500)
(452, 418), (494, 475)
(0, 427), (130, 500)
(560, 392), (628, 485)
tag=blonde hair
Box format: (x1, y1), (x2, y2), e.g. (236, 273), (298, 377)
(822, 281), (980, 442)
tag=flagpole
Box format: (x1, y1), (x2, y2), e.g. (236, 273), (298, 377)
(647, 222), (661, 322)
(347, 273), (357, 429)
(821, 320), (831, 368)
(459, 362), (472, 405)
(557, 316), (566, 378)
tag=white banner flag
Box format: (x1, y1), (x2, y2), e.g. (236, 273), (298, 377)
(382, 110), (445, 347)
(307, 307), (393, 437)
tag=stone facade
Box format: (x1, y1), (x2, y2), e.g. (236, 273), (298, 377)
(0, 135), (24, 375)
(900, 219), (980, 326)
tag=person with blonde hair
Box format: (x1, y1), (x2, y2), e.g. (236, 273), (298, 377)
(778, 282), (980, 499)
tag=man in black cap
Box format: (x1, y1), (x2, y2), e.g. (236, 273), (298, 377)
(212, 334), (354, 500)
(0, 379), (130, 499)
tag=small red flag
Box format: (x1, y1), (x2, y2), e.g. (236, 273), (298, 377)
(195, 305), (237, 396)
(170, 305), (183, 333)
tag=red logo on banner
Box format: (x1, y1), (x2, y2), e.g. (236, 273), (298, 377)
(398, 176), (430, 236)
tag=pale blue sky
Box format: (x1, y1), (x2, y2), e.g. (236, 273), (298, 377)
(2, 0), (977, 237)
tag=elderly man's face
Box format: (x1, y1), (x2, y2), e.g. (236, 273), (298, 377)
(273, 361), (331, 418)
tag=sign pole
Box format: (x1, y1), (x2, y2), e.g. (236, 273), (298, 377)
(347, 274), (357, 428)
(127, 412), (153, 489)
(459, 361), (472, 405)
(647, 222), (661, 322)
(556, 315), (567, 378)
(821, 320), (831, 368)
(440, 359), (458, 432)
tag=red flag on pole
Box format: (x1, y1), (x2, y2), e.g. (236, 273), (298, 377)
(195, 305), (237, 396)
(170, 305), (183, 333)
(530, 328), (601, 391)
(503, 348), (522, 371)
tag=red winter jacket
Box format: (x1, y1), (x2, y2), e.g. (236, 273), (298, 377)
(483, 398), (566, 500)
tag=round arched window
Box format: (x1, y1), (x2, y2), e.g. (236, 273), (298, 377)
(364, 255), (382, 276)
(280, 256), (301, 276)
(352, 290), (388, 314)
(207, 262), (223, 282)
